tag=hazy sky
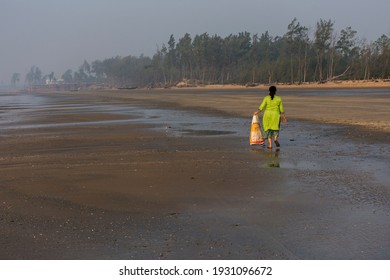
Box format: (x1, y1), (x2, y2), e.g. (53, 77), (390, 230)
(1, 0), (389, 84)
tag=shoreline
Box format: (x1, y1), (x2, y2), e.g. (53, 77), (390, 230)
(173, 80), (390, 90)
(71, 87), (390, 135)
(4, 79), (390, 95)
(1, 90), (389, 259)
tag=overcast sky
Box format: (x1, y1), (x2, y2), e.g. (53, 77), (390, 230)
(1, 0), (389, 84)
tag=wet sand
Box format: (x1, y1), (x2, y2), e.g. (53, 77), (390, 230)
(0, 88), (389, 259)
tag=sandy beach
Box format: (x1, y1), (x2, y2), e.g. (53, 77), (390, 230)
(0, 86), (389, 259)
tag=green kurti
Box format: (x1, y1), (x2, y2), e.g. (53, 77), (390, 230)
(259, 95), (284, 131)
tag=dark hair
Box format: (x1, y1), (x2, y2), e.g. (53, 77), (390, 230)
(269, 86), (277, 100)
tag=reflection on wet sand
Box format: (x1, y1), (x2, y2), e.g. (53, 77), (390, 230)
(267, 149), (280, 168)
(251, 147), (281, 168)
(1, 90), (389, 260)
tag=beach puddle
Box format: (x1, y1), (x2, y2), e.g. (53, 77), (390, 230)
(135, 107), (247, 137)
(2, 92), (388, 193)
(178, 129), (235, 136)
(0, 92), (248, 139)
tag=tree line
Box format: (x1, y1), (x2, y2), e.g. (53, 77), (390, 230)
(15, 18), (390, 88)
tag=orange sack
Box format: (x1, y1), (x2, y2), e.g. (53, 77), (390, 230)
(249, 113), (264, 145)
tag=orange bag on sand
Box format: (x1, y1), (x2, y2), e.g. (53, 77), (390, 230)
(250, 113), (264, 145)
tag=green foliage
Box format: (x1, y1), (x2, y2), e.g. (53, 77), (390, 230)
(54, 19), (389, 87)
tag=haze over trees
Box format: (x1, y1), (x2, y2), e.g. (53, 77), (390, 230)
(11, 73), (21, 87)
(24, 18), (390, 88)
(25, 66), (43, 86)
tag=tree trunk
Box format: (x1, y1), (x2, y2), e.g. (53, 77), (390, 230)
(315, 54), (322, 82)
(303, 46), (308, 83)
(268, 70), (272, 84)
(324, 66), (350, 82)
(290, 54), (294, 84)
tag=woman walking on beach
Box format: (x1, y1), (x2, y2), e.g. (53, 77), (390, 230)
(255, 86), (287, 149)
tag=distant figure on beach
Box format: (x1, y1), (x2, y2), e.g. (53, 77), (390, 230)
(255, 86), (287, 149)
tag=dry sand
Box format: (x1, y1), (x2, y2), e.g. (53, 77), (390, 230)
(0, 87), (389, 259)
